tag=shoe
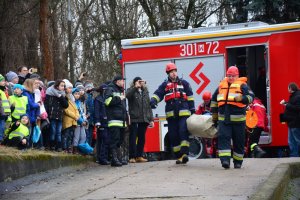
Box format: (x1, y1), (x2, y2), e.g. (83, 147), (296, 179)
(99, 160), (110, 165)
(234, 163), (242, 169)
(111, 150), (122, 167)
(129, 158), (136, 163)
(136, 157), (148, 163)
(121, 159), (128, 165)
(254, 146), (266, 158)
(221, 160), (230, 169)
(176, 154), (189, 164)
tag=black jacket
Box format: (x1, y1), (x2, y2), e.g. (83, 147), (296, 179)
(94, 93), (108, 127)
(45, 95), (69, 120)
(104, 82), (127, 126)
(283, 90), (300, 128)
(126, 86), (153, 123)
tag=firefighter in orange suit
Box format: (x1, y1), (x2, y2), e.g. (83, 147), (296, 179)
(150, 63), (195, 164)
(210, 66), (254, 169)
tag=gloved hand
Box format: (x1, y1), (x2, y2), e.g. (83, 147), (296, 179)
(212, 113), (218, 121)
(95, 122), (101, 129)
(234, 94), (243, 102)
(150, 99), (157, 109)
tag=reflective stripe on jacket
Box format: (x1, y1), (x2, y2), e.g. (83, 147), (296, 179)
(0, 90), (11, 113)
(9, 95), (28, 119)
(9, 123), (29, 140)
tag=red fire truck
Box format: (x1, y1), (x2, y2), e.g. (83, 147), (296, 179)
(120, 21), (300, 158)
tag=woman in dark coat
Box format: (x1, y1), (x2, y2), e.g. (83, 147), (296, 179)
(126, 77), (153, 163)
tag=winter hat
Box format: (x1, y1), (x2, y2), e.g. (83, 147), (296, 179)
(0, 74), (4, 82)
(133, 76), (142, 84)
(13, 84), (24, 91)
(75, 83), (85, 91)
(113, 75), (125, 82)
(47, 81), (55, 88)
(98, 83), (108, 92)
(63, 79), (73, 88)
(84, 82), (94, 90)
(72, 88), (80, 94)
(30, 73), (41, 79)
(6, 71), (18, 82)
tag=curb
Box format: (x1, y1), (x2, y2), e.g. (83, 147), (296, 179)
(250, 162), (300, 200)
(0, 153), (93, 182)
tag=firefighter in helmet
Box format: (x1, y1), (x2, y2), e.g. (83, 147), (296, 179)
(210, 66), (254, 169)
(150, 63), (195, 164)
(196, 91), (212, 115)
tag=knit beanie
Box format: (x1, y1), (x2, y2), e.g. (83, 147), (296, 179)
(75, 83), (85, 91)
(72, 88), (80, 94)
(63, 79), (73, 88)
(84, 82), (94, 90)
(0, 74), (4, 82)
(6, 71), (18, 82)
(13, 84), (24, 91)
(47, 81), (55, 88)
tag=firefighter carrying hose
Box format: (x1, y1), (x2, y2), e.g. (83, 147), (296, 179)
(210, 66), (254, 169)
(150, 63), (195, 164)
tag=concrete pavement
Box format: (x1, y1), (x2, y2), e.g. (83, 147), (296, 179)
(1, 157), (300, 200)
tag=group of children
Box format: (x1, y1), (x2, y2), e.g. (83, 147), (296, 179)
(0, 72), (104, 159)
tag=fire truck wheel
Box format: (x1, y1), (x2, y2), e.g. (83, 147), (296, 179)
(188, 136), (206, 160)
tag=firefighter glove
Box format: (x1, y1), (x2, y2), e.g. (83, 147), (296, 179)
(150, 99), (157, 109)
(234, 94), (243, 102)
(212, 113), (218, 121)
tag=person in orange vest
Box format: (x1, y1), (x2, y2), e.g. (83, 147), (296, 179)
(248, 97), (268, 158)
(210, 66), (254, 169)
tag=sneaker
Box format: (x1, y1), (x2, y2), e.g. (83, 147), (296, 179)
(129, 158), (136, 163)
(221, 160), (230, 169)
(136, 157), (148, 163)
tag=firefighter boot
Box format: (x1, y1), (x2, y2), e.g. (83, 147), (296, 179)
(253, 145), (266, 158)
(221, 160), (230, 169)
(111, 149), (122, 167)
(234, 162), (242, 169)
(176, 154), (189, 164)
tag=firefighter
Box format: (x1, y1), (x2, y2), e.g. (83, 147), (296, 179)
(196, 91), (212, 115)
(104, 75), (127, 167)
(210, 66), (254, 169)
(248, 97), (267, 158)
(150, 63), (195, 164)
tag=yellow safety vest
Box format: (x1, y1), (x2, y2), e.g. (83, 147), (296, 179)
(0, 90), (11, 113)
(9, 95), (28, 119)
(8, 123), (29, 140)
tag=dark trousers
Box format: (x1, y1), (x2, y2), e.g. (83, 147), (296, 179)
(249, 127), (263, 147)
(108, 126), (125, 150)
(96, 127), (110, 162)
(62, 127), (74, 150)
(129, 122), (148, 159)
(218, 121), (245, 164)
(167, 116), (189, 158)
(3, 137), (27, 150)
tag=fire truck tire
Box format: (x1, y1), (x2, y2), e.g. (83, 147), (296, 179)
(188, 136), (206, 160)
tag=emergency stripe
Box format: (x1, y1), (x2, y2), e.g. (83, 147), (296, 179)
(246, 95), (253, 103)
(8, 123), (29, 140)
(173, 145), (181, 153)
(0, 90), (11, 113)
(181, 140), (189, 147)
(187, 95), (194, 101)
(218, 114), (246, 122)
(165, 110), (191, 118)
(210, 101), (218, 108)
(108, 120), (126, 127)
(233, 152), (244, 161)
(152, 94), (161, 102)
(250, 143), (257, 151)
(105, 92), (123, 106)
(218, 149), (231, 157)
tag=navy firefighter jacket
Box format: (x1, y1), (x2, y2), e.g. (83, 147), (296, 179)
(152, 77), (195, 118)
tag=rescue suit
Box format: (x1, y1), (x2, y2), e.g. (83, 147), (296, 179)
(151, 77), (195, 159)
(211, 77), (253, 167)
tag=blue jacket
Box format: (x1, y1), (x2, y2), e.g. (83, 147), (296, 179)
(151, 77), (195, 118)
(22, 89), (40, 124)
(85, 93), (95, 125)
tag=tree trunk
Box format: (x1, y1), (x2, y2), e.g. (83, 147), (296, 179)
(39, 0), (54, 81)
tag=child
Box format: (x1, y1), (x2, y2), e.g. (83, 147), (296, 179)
(72, 88), (87, 154)
(0, 74), (11, 142)
(9, 84), (28, 122)
(2, 114), (30, 150)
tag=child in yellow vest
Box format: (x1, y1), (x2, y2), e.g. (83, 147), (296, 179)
(2, 114), (30, 150)
(0, 74), (11, 142)
(9, 84), (28, 122)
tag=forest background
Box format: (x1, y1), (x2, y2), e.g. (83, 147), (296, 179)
(0, 0), (299, 84)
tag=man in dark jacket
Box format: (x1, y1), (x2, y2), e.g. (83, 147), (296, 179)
(104, 76), (127, 167)
(94, 83), (110, 165)
(126, 77), (153, 163)
(280, 82), (300, 157)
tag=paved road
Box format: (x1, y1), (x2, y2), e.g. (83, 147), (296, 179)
(1, 158), (300, 200)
